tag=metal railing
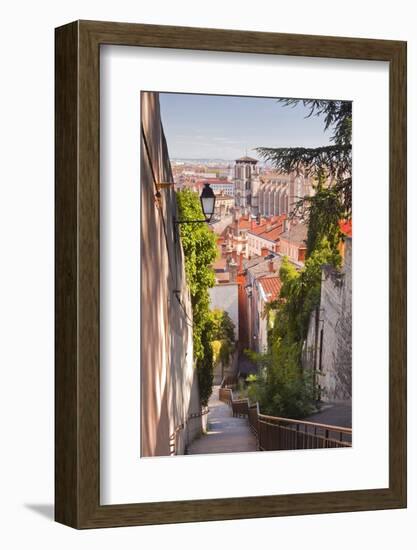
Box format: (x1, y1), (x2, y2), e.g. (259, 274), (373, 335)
(218, 378), (351, 451)
(257, 413), (351, 450)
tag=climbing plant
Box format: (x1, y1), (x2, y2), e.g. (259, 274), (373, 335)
(176, 189), (218, 406)
(246, 238), (339, 418)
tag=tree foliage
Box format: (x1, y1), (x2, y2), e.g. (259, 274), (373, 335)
(211, 308), (235, 343)
(211, 309), (236, 372)
(256, 99), (352, 216)
(176, 189), (218, 405)
(302, 170), (344, 256)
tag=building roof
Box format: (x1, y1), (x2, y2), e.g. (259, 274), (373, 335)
(261, 225), (284, 242)
(280, 222), (308, 245)
(215, 272), (230, 283)
(246, 256), (283, 278)
(258, 276), (282, 302)
(248, 223), (269, 236)
(203, 178), (232, 185)
(244, 252), (301, 275)
(235, 155), (258, 164)
(215, 194), (234, 201)
(212, 257), (227, 272)
(247, 218), (285, 242)
(236, 217), (251, 230)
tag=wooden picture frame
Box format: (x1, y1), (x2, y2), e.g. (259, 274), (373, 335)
(55, 20), (407, 528)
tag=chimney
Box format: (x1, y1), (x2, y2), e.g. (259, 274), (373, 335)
(229, 260), (238, 282)
(283, 218), (289, 233)
(298, 247), (307, 263)
(261, 247), (269, 257)
(268, 259), (274, 273)
(238, 252), (244, 272)
(276, 239), (281, 253)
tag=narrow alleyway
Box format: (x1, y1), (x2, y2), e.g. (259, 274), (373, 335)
(186, 386), (257, 455)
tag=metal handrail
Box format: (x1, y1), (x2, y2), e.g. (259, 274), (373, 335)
(258, 413), (352, 435)
(218, 384), (352, 449)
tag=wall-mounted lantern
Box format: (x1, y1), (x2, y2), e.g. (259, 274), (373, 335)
(200, 183), (216, 223)
(174, 183), (216, 226)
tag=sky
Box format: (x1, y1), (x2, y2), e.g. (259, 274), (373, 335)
(159, 92), (335, 161)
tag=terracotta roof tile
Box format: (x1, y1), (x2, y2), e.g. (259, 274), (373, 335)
(259, 276), (282, 302)
(262, 225), (284, 242)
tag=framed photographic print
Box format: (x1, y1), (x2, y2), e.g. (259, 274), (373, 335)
(55, 20), (406, 528)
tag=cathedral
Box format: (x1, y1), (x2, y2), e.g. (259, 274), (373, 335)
(233, 155), (314, 218)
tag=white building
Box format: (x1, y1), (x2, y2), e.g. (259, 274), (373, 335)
(206, 179), (235, 196)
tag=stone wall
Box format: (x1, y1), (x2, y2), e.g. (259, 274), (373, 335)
(140, 92), (206, 457)
(303, 238), (352, 402)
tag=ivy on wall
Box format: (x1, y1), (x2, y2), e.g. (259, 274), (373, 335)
(176, 189), (218, 406)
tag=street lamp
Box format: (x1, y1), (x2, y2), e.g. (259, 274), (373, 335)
(174, 183), (216, 226)
(200, 183), (216, 223)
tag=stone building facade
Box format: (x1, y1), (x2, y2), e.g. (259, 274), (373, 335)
(303, 238), (352, 402)
(140, 92), (207, 457)
(255, 173), (314, 218)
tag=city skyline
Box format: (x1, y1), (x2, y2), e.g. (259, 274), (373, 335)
(159, 92), (337, 160)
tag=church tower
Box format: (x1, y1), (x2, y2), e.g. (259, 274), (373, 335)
(233, 155), (259, 216)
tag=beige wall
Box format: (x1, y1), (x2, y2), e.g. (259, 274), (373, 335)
(140, 92), (206, 457)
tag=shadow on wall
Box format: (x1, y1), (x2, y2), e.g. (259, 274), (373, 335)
(140, 91), (204, 457)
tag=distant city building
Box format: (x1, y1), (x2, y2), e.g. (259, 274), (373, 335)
(247, 214), (286, 257)
(279, 222), (308, 263)
(205, 178), (235, 196)
(213, 192), (234, 219)
(222, 212), (252, 259)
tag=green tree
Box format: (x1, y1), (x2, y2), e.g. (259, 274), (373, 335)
(211, 308), (235, 343)
(257, 99), (352, 219)
(211, 309), (236, 378)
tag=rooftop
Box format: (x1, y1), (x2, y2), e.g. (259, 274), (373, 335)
(216, 194), (234, 200)
(259, 276), (282, 302)
(280, 222), (308, 245)
(215, 272), (230, 283)
(194, 178), (232, 187)
(212, 257), (227, 272)
(235, 155), (258, 164)
(246, 256), (282, 278)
